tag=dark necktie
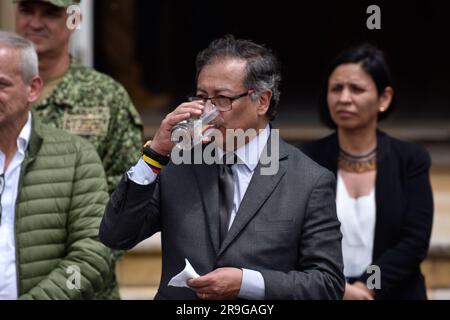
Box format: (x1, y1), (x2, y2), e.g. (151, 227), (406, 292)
(218, 154), (235, 244)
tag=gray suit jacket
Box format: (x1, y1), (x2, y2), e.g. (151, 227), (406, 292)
(100, 136), (345, 299)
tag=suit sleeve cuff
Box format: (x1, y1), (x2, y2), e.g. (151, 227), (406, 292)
(127, 158), (157, 185)
(238, 269), (265, 300)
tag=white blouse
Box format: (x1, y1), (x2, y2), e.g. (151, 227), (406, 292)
(336, 171), (376, 279)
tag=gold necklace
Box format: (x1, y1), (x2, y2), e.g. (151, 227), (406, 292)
(338, 147), (377, 173)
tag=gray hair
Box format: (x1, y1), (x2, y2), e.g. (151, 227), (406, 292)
(196, 35), (282, 121)
(0, 31), (39, 83)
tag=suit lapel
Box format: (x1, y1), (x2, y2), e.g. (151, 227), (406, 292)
(193, 162), (221, 255)
(218, 136), (288, 257)
(373, 130), (391, 259)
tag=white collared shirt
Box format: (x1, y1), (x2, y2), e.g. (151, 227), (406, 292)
(336, 171), (376, 278)
(0, 112), (32, 300)
(128, 124), (271, 299)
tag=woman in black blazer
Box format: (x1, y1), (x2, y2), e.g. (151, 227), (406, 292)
(302, 44), (433, 300)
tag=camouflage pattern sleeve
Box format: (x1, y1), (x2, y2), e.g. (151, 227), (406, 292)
(33, 59), (144, 194)
(103, 84), (144, 194)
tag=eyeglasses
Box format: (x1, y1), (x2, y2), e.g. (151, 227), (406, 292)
(188, 91), (252, 112)
(0, 174), (4, 226)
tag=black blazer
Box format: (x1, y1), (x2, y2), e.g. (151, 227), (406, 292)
(301, 130), (434, 300)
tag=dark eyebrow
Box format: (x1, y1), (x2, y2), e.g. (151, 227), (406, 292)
(215, 88), (235, 94)
(196, 88), (235, 95)
(45, 6), (65, 16)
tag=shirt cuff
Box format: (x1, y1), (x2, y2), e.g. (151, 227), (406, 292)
(127, 158), (157, 185)
(238, 269), (265, 300)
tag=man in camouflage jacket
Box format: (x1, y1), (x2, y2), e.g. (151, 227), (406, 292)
(33, 57), (143, 193)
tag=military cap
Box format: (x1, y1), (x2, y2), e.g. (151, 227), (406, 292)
(13, 0), (81, 8)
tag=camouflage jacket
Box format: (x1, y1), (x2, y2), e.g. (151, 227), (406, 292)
(33, 58), (143, 194)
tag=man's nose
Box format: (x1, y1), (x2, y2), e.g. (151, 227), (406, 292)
(28, 13), (46, 30)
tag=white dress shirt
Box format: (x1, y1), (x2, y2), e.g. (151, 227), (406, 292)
(336, 171), (376, 279)
(0, 112), (32, 300)
(128, 124), (271, 299)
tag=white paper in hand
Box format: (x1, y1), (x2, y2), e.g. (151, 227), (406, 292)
(168, 258), (200, 288)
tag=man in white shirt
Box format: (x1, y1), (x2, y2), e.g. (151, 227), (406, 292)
(0, 31), (110, 300)
(100, 35), (345, 300)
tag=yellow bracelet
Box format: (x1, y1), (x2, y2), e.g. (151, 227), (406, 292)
(142, 156), (163, 174)
(143, 155), (165, 169)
